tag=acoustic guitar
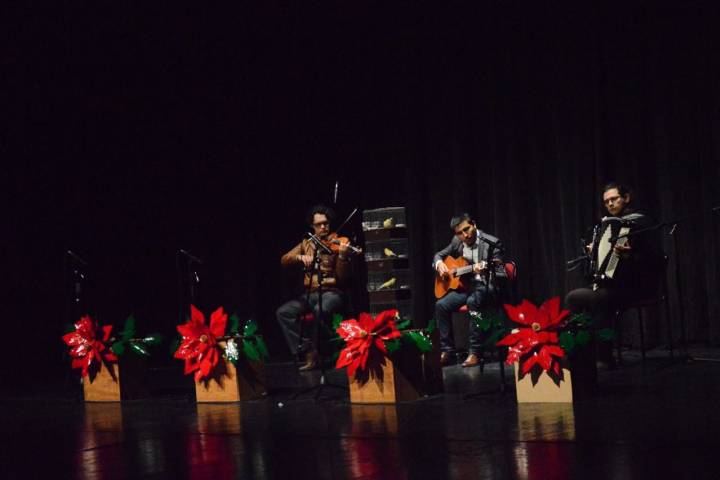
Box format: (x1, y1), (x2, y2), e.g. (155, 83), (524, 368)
(434, 256), (487, 299)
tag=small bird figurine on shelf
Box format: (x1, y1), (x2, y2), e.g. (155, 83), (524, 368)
(383, 247), (398, 258)
(377, 277), (397, 290)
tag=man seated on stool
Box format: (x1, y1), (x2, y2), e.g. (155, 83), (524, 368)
(433, 213), (506, 367)
(565, 182), (662, 368)
(276, 205), (352, 371)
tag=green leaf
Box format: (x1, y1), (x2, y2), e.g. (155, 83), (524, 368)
(490, 313), (504, 329)
(129, 342), (150, 357)
(473, 313), (491, 332)
(385, 339), (401, 353)
(243, 319), (258, 337)
(332, 313), (344, 329)
(142, 334), (163, 346)
(406, 331), (432, 353)
(63, 323), (76, 334)
(575, 330), (591, 347)
(121, 315), (137, 341)
(229, 314), (241, 335)
(598, 328), (616, 342)
(426, 317), (436, 334)
(568, 312), (591, 327)
(484, 328), (507, 348)
(254, 336), (270, 359)
(169, 336), (182, 355)
(242, 339), (260, 362)
(110, 341), (126, 356)
(559, 331), (576, 353)
(396, 318), (411, 330)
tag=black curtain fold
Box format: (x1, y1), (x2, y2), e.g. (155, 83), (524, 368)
(4, 1), (720, 389)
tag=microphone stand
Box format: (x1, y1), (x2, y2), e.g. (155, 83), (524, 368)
(176, 249), (202, 324)
(465, 235), (508, 398)
(691, 206), (720, 362)
(608, 207), (720, 365)
(295, 234), (329, 364)
(293, 233), (348, 401)
(664, 218), (719, 364)
(64, 250), (89, 399)
(66, 250), (89, 322)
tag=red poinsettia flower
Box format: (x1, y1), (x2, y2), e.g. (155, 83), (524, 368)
(174, 305), (227, 382)
(62, 316), (117, 378)
(497, 297), (570, 375)
(335, 309), (402, 378)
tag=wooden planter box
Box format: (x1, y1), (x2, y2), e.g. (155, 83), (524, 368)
(82, 355), (148, 402)
(349, 344), (442, 404)
(513, 344), (598, 403)
(195, 351), (266, 403)
(513, 363), (573, 403)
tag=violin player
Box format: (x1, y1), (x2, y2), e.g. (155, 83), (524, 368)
(276, 204), (353, 371)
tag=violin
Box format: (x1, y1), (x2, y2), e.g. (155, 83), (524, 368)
(323, 232), (363, 255)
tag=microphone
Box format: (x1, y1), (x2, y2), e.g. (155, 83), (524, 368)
(333, 181), (339, 204)
(178, 249), (203, 264)
(66, 250), (88, 266)
(477, 233), (504, 251)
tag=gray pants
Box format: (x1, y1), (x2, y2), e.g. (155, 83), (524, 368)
(276, 291), (345, 355)
(435, 285), (497, 355)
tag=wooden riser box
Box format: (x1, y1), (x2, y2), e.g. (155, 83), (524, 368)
(195, 356), (266, 403)
(349, 343), (443, 404)
(513, 363), (574, 403)
(82, 355), (148, 402)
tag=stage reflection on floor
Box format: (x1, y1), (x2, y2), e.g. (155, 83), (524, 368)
(2, 349), (719, 479)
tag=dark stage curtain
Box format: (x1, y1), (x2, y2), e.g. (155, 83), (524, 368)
(4, 2), (719, 386)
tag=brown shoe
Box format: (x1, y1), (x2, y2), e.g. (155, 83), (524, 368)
(440, 352), (451, 366)
(298, 351), (320, 371)
(462, 354), (480, 368)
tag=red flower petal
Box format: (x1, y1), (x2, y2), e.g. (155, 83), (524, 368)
(539, 296), (570, 329)
(190, 305), (205, 326)
(337, 319), (364, 340)
(209, 307), (227, 339)
(101, 325), (113, 342)
(522, 354), (539, 374)
(503, 300), (537, 326)
(537, 346), (553, 371)
(62, 332), (83, 347)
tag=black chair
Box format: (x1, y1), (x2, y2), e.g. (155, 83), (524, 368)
(450, 261), (517, 396)
(612, 256), (672, 364)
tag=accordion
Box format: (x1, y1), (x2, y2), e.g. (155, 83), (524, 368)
(590, 215), (642, 288)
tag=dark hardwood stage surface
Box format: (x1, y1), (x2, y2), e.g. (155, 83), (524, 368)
(2, 348), (719, 480)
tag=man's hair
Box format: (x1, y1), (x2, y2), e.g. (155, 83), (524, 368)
(306, 204), (336, 226)
(450, 213), (474, 231)
(602, 181), (633, 203)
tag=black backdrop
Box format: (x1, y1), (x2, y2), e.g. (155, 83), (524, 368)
(4, 1), (720, 390)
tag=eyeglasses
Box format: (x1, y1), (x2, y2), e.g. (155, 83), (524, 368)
(454, 225), (473, 236)
(312, 221), (330, 227)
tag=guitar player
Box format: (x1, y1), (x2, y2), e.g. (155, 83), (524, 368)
(433, 213), (506, 367)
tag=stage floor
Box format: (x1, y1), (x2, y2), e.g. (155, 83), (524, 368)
(2, 347), (719, 479)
